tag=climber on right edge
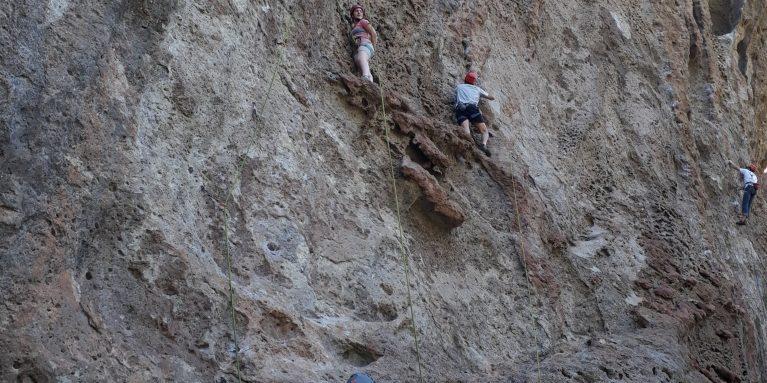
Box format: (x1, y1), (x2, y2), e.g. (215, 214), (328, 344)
(728, 159), (759, 225)
(455, 71), (495, 156)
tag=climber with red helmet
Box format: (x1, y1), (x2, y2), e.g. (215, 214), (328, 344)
(349, 4), (377, 82)
(728, 159), (759, 225)
(455, 71), (495, 156)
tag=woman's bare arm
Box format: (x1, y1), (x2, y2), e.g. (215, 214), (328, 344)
(364, 22), (377, 45)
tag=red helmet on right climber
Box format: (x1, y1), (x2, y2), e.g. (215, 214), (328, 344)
(464, 71), (478, 85)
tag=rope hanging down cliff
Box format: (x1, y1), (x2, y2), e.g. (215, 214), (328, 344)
(510, 177), (542, 383)
(378, 77), (425, 382)
(219, 24), (288, 383)
(375, 63), (540, 381)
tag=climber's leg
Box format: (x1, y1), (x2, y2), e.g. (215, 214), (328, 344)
(476, 122), (489, 146)
(458, 105), (490, 156)
(460, 119), (472, 139)
(355, 45), (374, 81)
(475, 123), (491, 156)
(739, 186), (756, 225)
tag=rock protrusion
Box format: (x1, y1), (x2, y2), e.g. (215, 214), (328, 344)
(711, 364), (741, 383)
(400, 156), (465, 228)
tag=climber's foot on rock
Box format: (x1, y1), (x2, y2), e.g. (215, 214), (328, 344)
(736, 220), (746, 226)
(479, 144), (491, 157)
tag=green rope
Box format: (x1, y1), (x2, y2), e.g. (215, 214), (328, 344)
(222, 206), (242, 382)
(378, 77), (425, 382)
(220, 24), (289, 383)
(510, 177), (541, 383)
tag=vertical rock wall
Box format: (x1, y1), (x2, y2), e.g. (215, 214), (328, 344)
(1, 0), (767, 382)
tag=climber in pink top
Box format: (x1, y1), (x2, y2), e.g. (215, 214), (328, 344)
(349, 4), (377, 82)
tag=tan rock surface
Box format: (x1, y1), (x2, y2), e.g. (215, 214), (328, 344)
(2, 0), (767, 382)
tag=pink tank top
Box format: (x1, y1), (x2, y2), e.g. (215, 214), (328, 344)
(351, 19), (372, 46)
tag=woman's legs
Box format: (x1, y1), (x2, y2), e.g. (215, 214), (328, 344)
(355, 50), (373, 81)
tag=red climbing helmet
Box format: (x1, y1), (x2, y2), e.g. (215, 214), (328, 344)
(464, 71), (478, 85)
(748, 163), (757, 172)
(350, 4), (364, 18)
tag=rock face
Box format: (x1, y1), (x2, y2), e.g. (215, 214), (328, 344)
(400, 155), (466, 228)
(2, 0), (767, 382)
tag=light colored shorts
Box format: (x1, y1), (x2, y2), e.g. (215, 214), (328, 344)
(357, 43), (374, 58)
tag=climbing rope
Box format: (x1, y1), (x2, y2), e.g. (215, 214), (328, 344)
(219, 20), (291, 383)
(509, 171), (542, 383)
(376, 71), (539, 380)
(378, 76), (425, 382)
(733, 285), (751, 380)
(222, 206), (242, 383)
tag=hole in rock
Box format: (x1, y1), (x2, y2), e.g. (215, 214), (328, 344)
(405, 141), (432, 170)
(260, 310), (299, 340)
(708, 0), (744, 36)
(341, 342), (382, 367)
(736, 38), (748, 76)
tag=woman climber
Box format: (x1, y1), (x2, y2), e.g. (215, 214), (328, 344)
(349, 4), (377, 82)
(728, 159), (759, 225)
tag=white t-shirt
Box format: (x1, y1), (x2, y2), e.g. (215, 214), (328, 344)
(455, 84), (489, 106)
(739, 168), (758, 186)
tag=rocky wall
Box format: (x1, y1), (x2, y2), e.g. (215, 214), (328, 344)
(2, 0), (767, 382)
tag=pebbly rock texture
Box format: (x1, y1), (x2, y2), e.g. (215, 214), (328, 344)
(2, 0), (767, 382)
(400, 155), (466, 228)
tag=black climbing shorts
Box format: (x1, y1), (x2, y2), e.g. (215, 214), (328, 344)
(455, 103), (484, 124)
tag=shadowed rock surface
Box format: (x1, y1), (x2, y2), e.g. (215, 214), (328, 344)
(2, 0), (767, 382)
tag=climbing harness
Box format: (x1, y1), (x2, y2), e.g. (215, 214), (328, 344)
(378, 76), (425, 382)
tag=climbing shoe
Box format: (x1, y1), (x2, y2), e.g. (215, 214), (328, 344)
(736, 220), (746, 226)
(479, 144), (492, 157)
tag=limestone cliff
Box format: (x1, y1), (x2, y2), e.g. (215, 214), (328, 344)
(2, 0), (767, 382)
